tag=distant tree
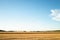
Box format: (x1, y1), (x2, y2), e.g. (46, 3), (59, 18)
(53, 30), (60, 32)
(23, 31), (26, 32)
(0, 30), (6, 32)
(36, 31), (40, 32)
(8, 31), (14, 32)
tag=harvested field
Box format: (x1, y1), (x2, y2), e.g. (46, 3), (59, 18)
(0, 32), (60, 40)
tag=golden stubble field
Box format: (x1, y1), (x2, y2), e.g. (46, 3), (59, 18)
(0, 32), (60, 40)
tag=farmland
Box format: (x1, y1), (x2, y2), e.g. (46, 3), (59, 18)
(0, 32), (60, 40)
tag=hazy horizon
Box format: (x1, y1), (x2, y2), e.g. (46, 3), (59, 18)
(0, 0), (60, 31)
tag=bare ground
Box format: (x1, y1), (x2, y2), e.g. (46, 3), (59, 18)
(0, 32), (60, 40)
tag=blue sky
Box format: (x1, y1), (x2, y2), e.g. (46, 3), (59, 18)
(0, 0), (60, 31)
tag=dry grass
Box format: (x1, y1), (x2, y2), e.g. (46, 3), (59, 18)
(0, 32), (60, 40)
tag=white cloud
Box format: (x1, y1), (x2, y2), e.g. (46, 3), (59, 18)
(50, 9), (60, 21)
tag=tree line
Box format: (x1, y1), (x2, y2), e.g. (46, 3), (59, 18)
(0, 30), (60, 32)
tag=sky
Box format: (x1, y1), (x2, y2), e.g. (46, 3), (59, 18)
(0, 0), (60, 31)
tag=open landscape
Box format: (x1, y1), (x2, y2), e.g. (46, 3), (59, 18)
(0, 0), (60, 40)
(0, 31), (60, 40)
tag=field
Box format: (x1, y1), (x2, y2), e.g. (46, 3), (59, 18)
(0, 32), (60, 40)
